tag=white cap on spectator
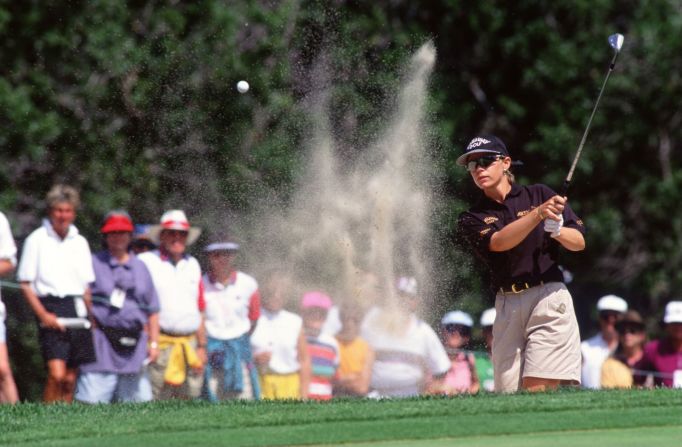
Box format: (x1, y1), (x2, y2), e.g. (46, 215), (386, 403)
(596, 295), (628, 313)
(396, 276), (418, 297)
(441, 310), (474, 327)
(663, 301), (682, 324)
(480, 308), (496, 327)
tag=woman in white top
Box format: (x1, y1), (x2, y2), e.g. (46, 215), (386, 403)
(250, 272), (310, 399)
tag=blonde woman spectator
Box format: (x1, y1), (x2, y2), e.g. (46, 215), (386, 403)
(17, 185), (96, 402)
(601, 310), (646, 389)
(0, 211), (19, 403)
(250, 272), (310, 399)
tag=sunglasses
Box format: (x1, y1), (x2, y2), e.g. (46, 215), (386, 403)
(443, 324), (471, 336)
(466, 155), (503, 172)
(617, 325), (644, 335)
(599, 311), (622, 321)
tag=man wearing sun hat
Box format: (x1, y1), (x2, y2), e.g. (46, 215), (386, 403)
(201, 235), (261, 401)
(580, 294), (628, 389)
(138, 210), (206, 400)
(635, 301), (682, 388)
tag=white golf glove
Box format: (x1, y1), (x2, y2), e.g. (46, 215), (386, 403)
(544, 214), (563, 238)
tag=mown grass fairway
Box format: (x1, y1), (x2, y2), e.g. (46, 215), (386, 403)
(1, 389), (680, 446)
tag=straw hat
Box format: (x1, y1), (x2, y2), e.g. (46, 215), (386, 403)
(148, 210), (201, 246)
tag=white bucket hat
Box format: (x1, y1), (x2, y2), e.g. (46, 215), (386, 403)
(148, 210), (202, 246)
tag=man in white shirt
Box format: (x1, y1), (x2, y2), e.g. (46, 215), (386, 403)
(580, 295), (628, 389)
(139, 210), (207, 400)
(201, 237), (261, 400)
(17, 185), (95, 402)
(0, 211), (19, 403)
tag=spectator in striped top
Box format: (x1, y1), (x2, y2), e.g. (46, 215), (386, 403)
(301, 291), (339, 400)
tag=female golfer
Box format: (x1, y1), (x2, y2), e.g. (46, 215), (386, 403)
(457, 135), (585, 392)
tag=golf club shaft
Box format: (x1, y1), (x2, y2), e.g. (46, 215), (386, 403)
(561, 50), (620, 196)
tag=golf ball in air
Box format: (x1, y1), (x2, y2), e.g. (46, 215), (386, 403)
(237, 80), (249, 93)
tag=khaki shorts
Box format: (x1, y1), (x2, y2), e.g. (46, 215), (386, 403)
(492, 282), (581, 392)
(147, 337), (204, 400)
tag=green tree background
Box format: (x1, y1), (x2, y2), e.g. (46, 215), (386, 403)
(1, 0), (681, 400)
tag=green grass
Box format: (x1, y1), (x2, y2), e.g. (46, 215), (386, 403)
(1, 389), (680, 446)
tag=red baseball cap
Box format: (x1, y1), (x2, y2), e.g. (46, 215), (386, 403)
(100, 212), (134, 234)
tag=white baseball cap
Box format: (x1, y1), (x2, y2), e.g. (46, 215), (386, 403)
(596, 295), (628, 313)
(663, 301), (682, 324)
(396, 276), (418, 297)
(480, 308), (496, 327)
(441, 310), (474, 327)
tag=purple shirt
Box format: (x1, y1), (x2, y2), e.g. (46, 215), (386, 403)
(634, 338), (682, 387)
(80, 251), (160, 374)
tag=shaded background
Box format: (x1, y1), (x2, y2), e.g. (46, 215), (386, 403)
(1, 0), (681, 400)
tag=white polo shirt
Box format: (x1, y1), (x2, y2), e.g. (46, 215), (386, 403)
(17, 219), (94, 298)
(0, 212), (17, 321)
(361, 306), (451, 397)
(203, 270), (260, 340)
(581, 333), (614, 389)
(138, 250), (204, 334)
(250, 309), (302, 374)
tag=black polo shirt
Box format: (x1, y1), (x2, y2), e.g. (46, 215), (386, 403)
(458, 183), (585, 294)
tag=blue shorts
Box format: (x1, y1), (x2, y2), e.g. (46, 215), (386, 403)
(75, 371), (152, 403)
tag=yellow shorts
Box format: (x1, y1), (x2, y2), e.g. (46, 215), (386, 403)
(259, 372), (301, 400)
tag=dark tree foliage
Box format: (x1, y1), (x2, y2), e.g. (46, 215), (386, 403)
(1, 0), (681, 399)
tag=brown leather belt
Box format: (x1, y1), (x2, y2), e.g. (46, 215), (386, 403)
(499, 280), (544, 294)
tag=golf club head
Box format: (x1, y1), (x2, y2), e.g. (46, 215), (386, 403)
(608, 33), (624, 52)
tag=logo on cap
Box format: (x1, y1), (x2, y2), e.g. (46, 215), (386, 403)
(467, 137), (492, 150)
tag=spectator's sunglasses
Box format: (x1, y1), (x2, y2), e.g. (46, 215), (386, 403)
(617, 324), (644, 335)
(466, 154), (504, 172)
(599, 311), (622, 321)
(443, 324), (471, 336)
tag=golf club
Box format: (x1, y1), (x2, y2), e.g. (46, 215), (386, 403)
(560, 33), (624, 196)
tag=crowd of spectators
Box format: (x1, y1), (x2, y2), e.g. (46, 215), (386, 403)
(0, 185), (681, 404)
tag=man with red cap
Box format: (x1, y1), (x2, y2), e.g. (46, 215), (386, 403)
(138, 210), (207, 400)
(75, 211), (160, 403)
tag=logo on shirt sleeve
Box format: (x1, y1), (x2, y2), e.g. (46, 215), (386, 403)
(517, 209), (530, 217)
(479, 228), (492, 237)
(483, 216), (498, 224)
(576, 219), (584, 226)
